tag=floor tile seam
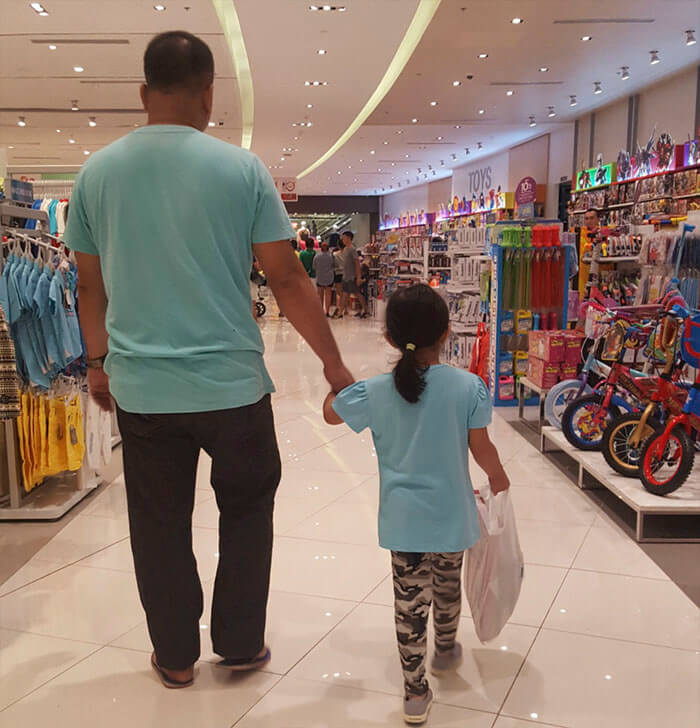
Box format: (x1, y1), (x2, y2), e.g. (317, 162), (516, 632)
(496, 712), (571, 728)
(229, 673), (284, 728)
(261, 586), (364, 604)
(567, 565), (672, 582)
(0, 622), (141, 648)
(536, 624), (700, 654)
(0, 642), (105, 714)
(285, 465), (378, 476)
(0, 537), (132, 600)
(275, 533), (382, 549)
(278, 431), (348, 463)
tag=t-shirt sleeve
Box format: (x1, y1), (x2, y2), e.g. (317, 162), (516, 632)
(63, 171), (98, 255)
(251, 157), (296, 244)
(332, 380), (370, 433)
(468, 376), (492, 429)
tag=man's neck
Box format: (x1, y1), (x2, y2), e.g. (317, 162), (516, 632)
(146, 115), (199, 130)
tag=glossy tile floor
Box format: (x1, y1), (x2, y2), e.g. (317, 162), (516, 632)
(1, 318), (699, 727)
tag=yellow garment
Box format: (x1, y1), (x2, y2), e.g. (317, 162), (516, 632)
(48, 398), (70, 474)
(65, 395), (85, 471)
(17, 393), (31, 491)
(39, 396), (50, 482)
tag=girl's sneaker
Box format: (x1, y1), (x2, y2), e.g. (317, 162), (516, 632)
(403, 689), (433, 725)
(430, 642), (463, 675)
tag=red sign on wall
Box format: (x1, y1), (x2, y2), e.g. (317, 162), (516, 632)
(515, 176), (537, 205)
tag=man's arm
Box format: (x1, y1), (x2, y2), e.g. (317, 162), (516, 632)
(253, 241), (354, 393)
(76, 251), (113, 411)
(355, 256), (362, 286)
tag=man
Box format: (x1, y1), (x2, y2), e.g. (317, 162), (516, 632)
(299, 235), (316, 278)
(66, 31), (352, 688)
(580, 208), (604, 298)
(339, 231), (368, 318)
(583, 208), (600, 233)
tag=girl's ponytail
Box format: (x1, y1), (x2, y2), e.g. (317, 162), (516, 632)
(393, 343), (426, 404)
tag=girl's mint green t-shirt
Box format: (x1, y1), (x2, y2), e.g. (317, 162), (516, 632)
(64, 125), (295, 414)
(333, 366), (491, 553)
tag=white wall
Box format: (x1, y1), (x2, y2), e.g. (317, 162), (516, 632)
(508, 134), (550, 192)
(452, 151), (509, 200)
(348, 213), (371, 246)
(636, 66), (697, 148)
(428, 177), (452, 211)
(546, 125), (575, 219)
(594, 97), (629, 162)
(380, 183), (429, 222)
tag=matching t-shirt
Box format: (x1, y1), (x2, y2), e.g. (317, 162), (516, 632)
(64, 124), (295, 414)
(313, 251), (335, 286)
(333, 366), (491, 553)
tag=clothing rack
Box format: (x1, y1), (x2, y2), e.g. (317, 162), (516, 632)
(0, 215), (101, 520)
(29, 179), (74, 200)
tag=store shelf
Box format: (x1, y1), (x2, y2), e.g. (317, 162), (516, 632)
(674, 191), (700, 200)
(541, 426), (700, 542)
(581, 255), (640, 263)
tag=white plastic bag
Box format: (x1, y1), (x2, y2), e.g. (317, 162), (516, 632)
(465, 490), (524, 643)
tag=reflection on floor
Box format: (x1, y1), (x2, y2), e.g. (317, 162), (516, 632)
(0, 318), (698, 727)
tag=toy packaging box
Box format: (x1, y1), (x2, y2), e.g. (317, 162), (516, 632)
(563, 331), (585, 364)
(528, 331), (566, 363)
(527, 356), (560, 389)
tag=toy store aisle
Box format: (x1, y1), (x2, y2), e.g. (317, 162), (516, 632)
(0, 318), (698, 728)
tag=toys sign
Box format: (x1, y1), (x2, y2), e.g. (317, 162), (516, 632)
(515, 176), (537, 205)
(274, 177), (298, 202)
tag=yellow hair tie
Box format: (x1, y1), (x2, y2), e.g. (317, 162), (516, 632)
(405, 343), (416, 351)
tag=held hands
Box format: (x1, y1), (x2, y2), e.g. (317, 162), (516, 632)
(489, 471), (511, 495)
(87, 368), (114, 412)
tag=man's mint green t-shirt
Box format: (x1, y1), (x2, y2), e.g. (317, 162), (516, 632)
(64, 125), (295, 414)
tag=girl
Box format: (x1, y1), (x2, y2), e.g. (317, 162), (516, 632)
(323, 284), (509, 725)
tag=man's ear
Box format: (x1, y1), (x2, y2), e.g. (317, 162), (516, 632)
(139, 84), (149, 111)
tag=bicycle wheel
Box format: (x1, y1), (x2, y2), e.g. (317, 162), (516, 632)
(602, 412), (661, 477)
(544, 380), (591, 429)
(562, 393), (620, 451)
(256, 301), (266, 317)
(639, 427), (695, 496)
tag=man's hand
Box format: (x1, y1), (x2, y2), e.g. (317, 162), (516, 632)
(87, 368), (114, 412)
(324, 360), (354, 394)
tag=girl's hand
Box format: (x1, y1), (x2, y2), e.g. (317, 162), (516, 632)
(489, 472), (510, 495)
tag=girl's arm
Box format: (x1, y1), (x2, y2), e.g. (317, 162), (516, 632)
(468, 428), (510, 494)
(323, 392), (344, 425)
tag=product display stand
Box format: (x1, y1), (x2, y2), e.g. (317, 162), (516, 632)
(517, 376), (550, 440)
(541, 426), (700, 542)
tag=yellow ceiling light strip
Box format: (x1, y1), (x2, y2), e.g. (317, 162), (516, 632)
(297, 0), (441, 180)
(211, 0), (254, 149)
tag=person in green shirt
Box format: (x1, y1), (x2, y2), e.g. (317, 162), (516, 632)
(67, 31), (353, 690)
(299, 236), (316, 278)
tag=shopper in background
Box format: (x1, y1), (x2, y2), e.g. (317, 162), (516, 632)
(340, 231), (368, 319)
(332, 244), (345, 317)
(313, 242), (335, 316)
(323, 284), (510, 725)
(67, 30), (353, 690)
(583, 208), (600, 233)
(299, 236), (317, 278)
(358, 251), (370, 313)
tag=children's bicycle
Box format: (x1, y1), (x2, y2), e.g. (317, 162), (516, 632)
(639, 308), (700, 495)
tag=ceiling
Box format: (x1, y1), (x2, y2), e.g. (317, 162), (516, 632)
(1, 0), (698, 196)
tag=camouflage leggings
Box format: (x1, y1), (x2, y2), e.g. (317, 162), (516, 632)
(391, 551), (464, 697)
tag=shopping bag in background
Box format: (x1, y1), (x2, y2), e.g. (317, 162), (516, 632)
(465, 490), (524, 643)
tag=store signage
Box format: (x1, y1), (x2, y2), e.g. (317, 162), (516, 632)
(274, 177), (298, 202)
(515, 176), (537, 205)
(379, 210), (433, 230)
(575, 162), (615, 191)
(680, 140), (699, 168)
(616, 131), (677, 182)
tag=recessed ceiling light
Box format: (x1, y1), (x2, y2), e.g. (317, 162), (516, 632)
(478, 53), (488, 59)
(620, 66), (630, 80)
(411, 118), (418, 123)
(511, 17), (523, 24)
(304, 80), (327, 86)
(307, 103), (313, 109)
(391, 162), (395, 166)
(436, 136), (443, 140)
(649, 50), (660, 64)
(7, 145), (14, 149)
(506, 90), (514, 96)
(569, 95), (577, 106)
(154, 3), (166, 10)
(581, 35), (592, 42)
(396, 129), (403, 134)
(383, 140), (389, 145)
(529, 116), (536, 127)
(317, 49), (327, 55)
(68, 137), (76, 144)
(477, 141), (483, 149)
(56, 128), (61, 133)
(88, 116), (97, 127)
(452, 80), (461, 86)
(378, 168), (382, 172)
(429, 100), (438, 106)
(84, 150), (90, 156)
(478, 108), (485, 114)
(547, 106), (556, 117)
(336, 170), (341, 174)
(17, 116), (26, 127)
(73, 65), (84, 73)
(370, 149), (375, 154)
(404, 154), (409, 158)
(208, 121), (216, 127)
(593, 81), (602, 94)
(685, 29), (696, 46)
(539, 67), (549, 72)
(71, 100), (79, 111)
(454, 124), (461, 129)
(48, 44), (57, 50)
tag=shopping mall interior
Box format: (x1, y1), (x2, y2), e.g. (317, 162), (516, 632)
(0, 1), (699, 726)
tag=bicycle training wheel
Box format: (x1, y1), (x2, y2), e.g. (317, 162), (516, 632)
(602, 412), (661, 477)
(639, 428), (695, 496)
(544, 380), (592, 430)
